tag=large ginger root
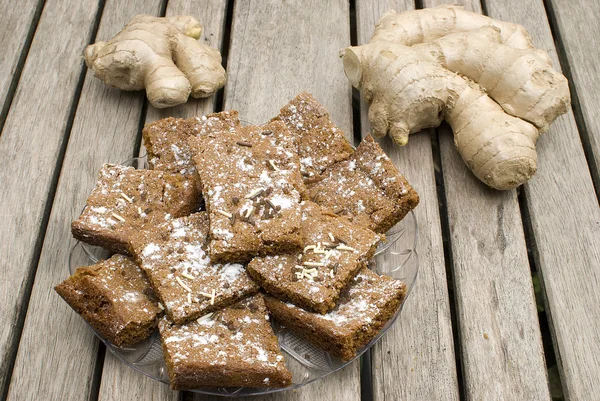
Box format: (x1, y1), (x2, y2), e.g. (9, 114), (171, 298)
(371, 5), (533, 49)
(85, 15), (226, 108)
(341, 6), (570, 190)
(416, 27), (569, 133)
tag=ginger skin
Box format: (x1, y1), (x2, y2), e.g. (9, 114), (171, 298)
(85, 15), (226, 109)
(371, 5), (533, 50)
(342, 6), (570, 190)
(416, 27), (569, 133)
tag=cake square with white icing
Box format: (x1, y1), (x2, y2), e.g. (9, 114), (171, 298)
(247, 201), (381, 314)
(55, 254), (161, 347)
(159, 294), (292, 389)
(308, 135), (419, 234)
(129, 212), (259, 325)
(271, 92), (355, 183)
(263, 268), (406, 361)
(189, 120), (307, 263)
(71, 164), (198, 255)
(142, 110), (240, 178)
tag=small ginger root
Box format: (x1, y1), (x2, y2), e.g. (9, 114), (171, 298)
(341, 5), (570, 190)
(84, 15), (226, 109)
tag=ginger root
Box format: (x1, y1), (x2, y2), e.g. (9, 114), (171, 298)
(371, 5), (533, 49)
(84, 15), (226, 109)
(341, 5), (570, 190)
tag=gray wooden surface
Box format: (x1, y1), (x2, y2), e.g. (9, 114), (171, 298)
(0, 0), (41, 127)
(5, 1), (163, 400)
(356, 2), (460, 401)
(222, 0), (353, 134)
(0, 0), (599, 400)
(423, 0), (551, 399)
(0, 0), (101, 398)
(545, 0), (600, 191)
(485, 0), (600, 399)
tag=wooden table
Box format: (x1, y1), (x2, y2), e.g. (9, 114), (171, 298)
(1, 0), (598, 400)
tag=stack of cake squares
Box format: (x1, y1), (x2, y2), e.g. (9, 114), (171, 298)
(56, 93), (419, 390)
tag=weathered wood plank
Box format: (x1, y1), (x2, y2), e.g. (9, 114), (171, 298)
(4, 1), (163, 400)
(485, 0), (600, 399)
(0, 0), (43, 129)
(0, 0), (102, 398)
(356, 1), (460, 400)
(99, 352), (178, 401)
(418, 0), (551, 399)
(545, 0), (600, 191)
(98, 1), (229, 399)
(222, 0), (353, 135)
(192, 1), (358, 400)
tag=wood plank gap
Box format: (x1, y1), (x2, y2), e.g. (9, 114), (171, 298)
(181, 392), (194, 401)
(348, 4), (370, 400)
(160, 0), (169, 16)
(541, 0), (600, 202)
(516, 188), (564, 400)
(0, 1), (107, 400)
(132, 0), (167, 159)
(360, 351), (373, 401)
(430, 127), (466, 401)
(89, 343), (106, 401)
(480, 0), (489, 16)
(214, 0), (235, 113)
(0, 0), (47, 137)
(349, 0), (362, 147)
(351, 89), (362, 147)
(133, 99), (149, 159)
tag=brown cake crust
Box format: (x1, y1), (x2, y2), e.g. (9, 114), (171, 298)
(189, 121), (306, 263)
(308, 135), (419, 233)
(271, 92), (354, 183)
(128, 212), (260, 325)
(71, 164), (198, 254)
(55, 254), (161, 347)
(247, 201), (381, 314)
(142, 111), (240, 179)
(263, 268), (406, 361)
(159, 295), (292, 390)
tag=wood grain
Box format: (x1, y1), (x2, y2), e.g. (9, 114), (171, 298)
(355, 1), (460, 400)
(485, 0), (600, 399)
(0, 0), (42, 127)
(99, 352), (178, 401)
(419, 0), (551, 399)
(192, 0), (358, 400)
(0, 0), (102, 398)
(4, 1), (163, 400)
(222, 0), (353, 135)
(98, 1), (228, 399)
(545, 0), (600, 190)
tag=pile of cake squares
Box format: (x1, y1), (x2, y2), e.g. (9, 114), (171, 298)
(55, 93), (419, 390)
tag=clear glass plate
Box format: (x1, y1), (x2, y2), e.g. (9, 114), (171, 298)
(69, 157), (419, 397)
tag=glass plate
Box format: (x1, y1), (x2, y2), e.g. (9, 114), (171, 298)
(69, 157), (419, 397)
